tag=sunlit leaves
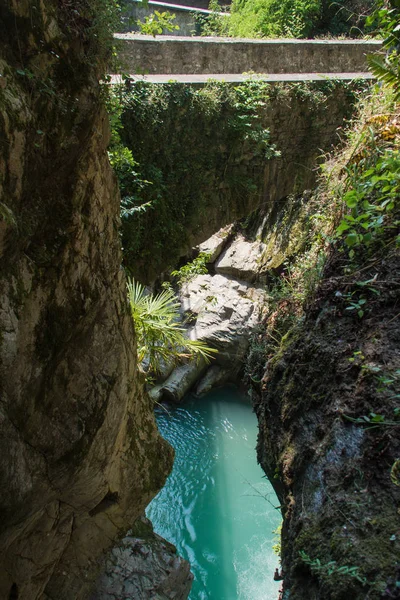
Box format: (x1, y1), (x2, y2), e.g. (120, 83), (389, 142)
(127, 278), (217, 375)
(335, 149), (400, 255)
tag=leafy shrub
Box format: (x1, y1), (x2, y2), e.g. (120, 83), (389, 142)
(367, 0), (400, 100)
(299, 551), (369, 586)
(335, 116), (400, 259)
(59, 0), (121, 67)
(171, 252), (211, 285)
(228, 0), (322, 38)
(197, 0), (231, 37)
(137, 11), (179, 36)
(205, 0), (374, 39)
(106, 86), (154, 219)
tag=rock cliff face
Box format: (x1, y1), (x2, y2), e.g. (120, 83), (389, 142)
(0, 2), (173, 598)
(255, 247), (400, 599)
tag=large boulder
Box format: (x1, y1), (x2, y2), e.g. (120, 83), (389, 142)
(153, 273), (267, 401)
(196, 224), (234, 263)
(215, 234), (267, 281)
(181, 274), (266, 367)
(91, 517), (193, 600)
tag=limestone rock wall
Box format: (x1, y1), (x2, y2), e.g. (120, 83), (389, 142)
(0, 2), (173, 598)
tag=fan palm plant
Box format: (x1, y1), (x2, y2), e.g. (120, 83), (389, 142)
(367, 0), (400, 100)
(127, 277), (217, 375)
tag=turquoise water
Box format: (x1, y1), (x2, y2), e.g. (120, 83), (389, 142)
(147, 385), (281, 600)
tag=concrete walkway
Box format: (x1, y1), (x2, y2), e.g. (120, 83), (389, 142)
(110, 72), (374, 84)
(115, 33), (381, 46)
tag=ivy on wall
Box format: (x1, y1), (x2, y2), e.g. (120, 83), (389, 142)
(109, 80), (280, 281)
(107, 79), (365, 282)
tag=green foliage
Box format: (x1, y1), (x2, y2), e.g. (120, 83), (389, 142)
(217, 0), (373, 39)
(243, 327), (270, 387)
(339, 277), (381, 319)
(336, 149), (400, 256)
(366, 0), (400, 100)
(59, 0), (121, 67)
(171, 253), (211, 285)
(317, 0), (375, 37)
(333, 106), (400, 265)
(299, 551), (369, 586)
(106, 86), (153, 218)
(343, 293), (367, 318)
(127, 278), (217, 375)
(270, 251), (326, 306)
(343, 409), (400, 427)
(197, 0), (231, 37)
(272, 523), (282, 557)
(390, 458), (400, 486)
(343, 367), (400, 427)
(108, 80), (280, 280)
(137, 10), (179, 36)
(228, 0), (322, 38)
(231, 80), (282, 157)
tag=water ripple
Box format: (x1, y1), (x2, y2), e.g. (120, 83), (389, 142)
(147, 386), (281, 600)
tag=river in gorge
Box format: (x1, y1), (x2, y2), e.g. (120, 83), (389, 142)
(147, 385), (282, 600)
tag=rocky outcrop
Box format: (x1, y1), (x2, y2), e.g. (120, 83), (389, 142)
(215, 234), (266, 282)
(0, 2), (173, 599)
(197, 224), (234, 263)
(91, 517), (193, 600)
(181, 273), (266, 368)
(151, 230), (268, 402)
(150, 192), (320, 402)
(155, 359), (208, 403)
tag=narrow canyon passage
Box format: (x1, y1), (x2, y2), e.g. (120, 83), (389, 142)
(147, 386), (282, 600)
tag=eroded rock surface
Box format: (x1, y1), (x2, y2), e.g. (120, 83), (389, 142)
(91, 517), (193, 600)
(255, 249), (400, 600)
(0, 3), (173, 598)
(215, 234), (266, 282)
(181, 273), (266, 367)
(150, 195), (318, 402)
(197, 224), (234, 263)
(153, 265), (267, 401)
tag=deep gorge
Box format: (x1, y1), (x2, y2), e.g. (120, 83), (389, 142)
(0, 1), (399, 599)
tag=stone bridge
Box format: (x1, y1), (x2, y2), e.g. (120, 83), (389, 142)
(114, 34), (380, 81)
